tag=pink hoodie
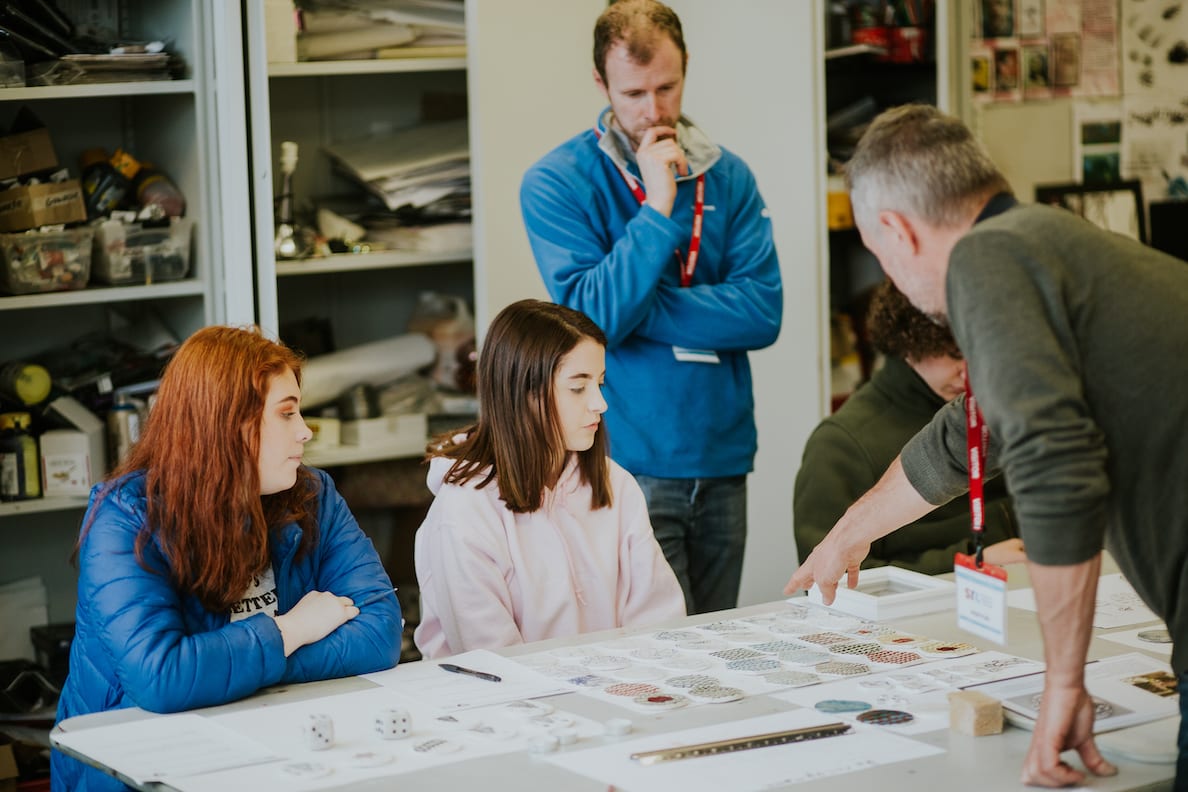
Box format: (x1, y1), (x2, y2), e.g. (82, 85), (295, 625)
(413, 454), (686, 659)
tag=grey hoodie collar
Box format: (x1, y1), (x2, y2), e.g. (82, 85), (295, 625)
(595, 106), (721, 183)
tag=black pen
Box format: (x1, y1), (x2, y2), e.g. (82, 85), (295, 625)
(355, 587), (397, 608)
(439, 662), (502, 683)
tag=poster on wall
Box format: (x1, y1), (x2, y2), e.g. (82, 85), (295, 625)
(970, 0), (1119, 103)
(1119, 0), (1188, 203)
(1073, 100), (1123, 183)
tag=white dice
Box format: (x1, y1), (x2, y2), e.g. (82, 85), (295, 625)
(303, 713), (334, 751)
(375, 707), (413, 740)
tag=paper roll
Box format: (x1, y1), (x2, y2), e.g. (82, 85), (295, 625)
(300, 333), (436, 408)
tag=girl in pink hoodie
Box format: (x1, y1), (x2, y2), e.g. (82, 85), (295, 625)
(413, 299), (686, 659)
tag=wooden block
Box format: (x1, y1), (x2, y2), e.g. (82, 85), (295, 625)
(948, 690), (1004, 736)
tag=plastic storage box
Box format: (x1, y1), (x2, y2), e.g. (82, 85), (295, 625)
(0, 227), (93, 294)
(92, 217), (194, 284)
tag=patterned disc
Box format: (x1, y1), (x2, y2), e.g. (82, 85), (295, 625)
(868, 649), (922, 665)
(654, 630), (700, 641)
(750, 640), (807, 654)
(709, 648), (763, 661)
(632, 693), (689, 709)
(566, 674), (616, 688)
(815, 660), (870, 676)
(916, 641), (977, 657)
(800, 632), (852, 646)
(720, 631), (777, 644)
(675, 638), (729, 652)
(778, 649), (831, 665)
(687, 684), (745, 702)
(877, 633), (921, 645)
(856, 709), (915, 726)
(762, 670), (821, 687)
(698, 620), (748, 633)
(665, 674), (720, 688)
(604, 682), (661, 697)
(582, 655), (631, 671)
(830, 642), (882, 656)
(814, 699), (873, 714)
(725, 657), (782, 674)
(769, 622), (814, 635)
(630, 647), (677, 661)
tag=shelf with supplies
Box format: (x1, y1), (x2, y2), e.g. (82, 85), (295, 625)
(0, 496), (89, 518)
(268, 56), (465, 78)
(824, 43), (887, 60)
(275, 249), (471, 277)
(0, 79), (196, 103)
(0, 279), (205, 312)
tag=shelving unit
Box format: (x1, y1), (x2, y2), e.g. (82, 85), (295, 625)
(0, 0), (237, 620)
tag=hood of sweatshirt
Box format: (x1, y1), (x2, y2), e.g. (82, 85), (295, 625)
(595, 106), (721, 182)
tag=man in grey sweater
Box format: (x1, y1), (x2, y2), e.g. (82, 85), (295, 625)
(786, 104), (1188, 788)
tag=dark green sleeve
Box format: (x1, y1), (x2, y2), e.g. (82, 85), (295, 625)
(794, 421), (877, 563)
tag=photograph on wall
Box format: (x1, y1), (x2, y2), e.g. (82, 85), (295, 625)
(972, 53), (992, 94)
(1023, 44), (1051, 98)
(1051, 32), (1082, 86)
(994, 47), (1021, 91)
(981, 0), (1015, 38)
(1073, 101), (1123, 183)
(1018, 0), (1045, 37)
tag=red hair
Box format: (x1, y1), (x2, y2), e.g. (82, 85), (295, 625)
(83, 326), (319, 612)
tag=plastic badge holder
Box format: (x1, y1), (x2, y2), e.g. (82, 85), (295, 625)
(92, 217), (193, 284)
(0, 227), (93, 294)
(807, 565), (955, 620)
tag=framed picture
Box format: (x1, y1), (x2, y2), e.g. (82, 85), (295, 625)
(1034, 180), (1146, 243)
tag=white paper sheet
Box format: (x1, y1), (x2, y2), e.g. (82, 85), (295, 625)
(1098, 625), (1174, 656)
(1007, 573), (1159, 628)
(52, 714), (281, 785)
(543, 708), (944, 792)
(362, 650), (571, 711)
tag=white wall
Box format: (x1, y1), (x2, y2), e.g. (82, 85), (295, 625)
(466, 0), (607, 332)
(667, 1), (825, 605)
(469, 1), (827, 605)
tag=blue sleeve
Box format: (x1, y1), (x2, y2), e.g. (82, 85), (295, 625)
(521, 158), (684, 348)
(283, 472), (402, 682)
(633, 163), (782, 351)
(78, 491), (288, 714)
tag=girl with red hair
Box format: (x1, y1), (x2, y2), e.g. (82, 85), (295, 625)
(52, 325), (401, 792)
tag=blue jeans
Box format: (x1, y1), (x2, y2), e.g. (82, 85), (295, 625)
(1178, 671), (1188, 791)
(633, 475), (747, 615)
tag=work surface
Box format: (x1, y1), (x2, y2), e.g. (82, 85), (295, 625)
(56, 560), (1177, 791)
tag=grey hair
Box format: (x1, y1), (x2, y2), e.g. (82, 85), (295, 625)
(846, 104), (1012, 229)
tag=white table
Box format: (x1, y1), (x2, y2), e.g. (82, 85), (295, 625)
(56, 559), (1177, 791)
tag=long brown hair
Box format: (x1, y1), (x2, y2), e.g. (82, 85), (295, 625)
(431, 300), (612, 513)
(81, 325), (319, 612)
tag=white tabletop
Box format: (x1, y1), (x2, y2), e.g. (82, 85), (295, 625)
(56, 558), (1177, 791)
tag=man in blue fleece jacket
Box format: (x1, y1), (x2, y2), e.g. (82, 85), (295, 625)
(520, 0), (782, 614)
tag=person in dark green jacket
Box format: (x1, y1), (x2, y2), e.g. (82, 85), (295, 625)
(794, 281), (1022, 574)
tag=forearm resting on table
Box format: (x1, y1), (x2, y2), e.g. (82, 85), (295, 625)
(1028, 553), (1101, 686)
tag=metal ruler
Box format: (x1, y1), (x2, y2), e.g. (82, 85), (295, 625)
(630, 722), (852, 765)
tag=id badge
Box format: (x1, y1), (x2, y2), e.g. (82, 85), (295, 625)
(672, 346), (720, 364)
(954, 552), (1008, 645)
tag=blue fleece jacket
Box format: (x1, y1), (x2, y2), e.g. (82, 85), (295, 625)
(51, 467), (401, 792)
(520, 113), (782, 477)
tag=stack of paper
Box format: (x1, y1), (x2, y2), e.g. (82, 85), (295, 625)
(323, 119), (470, 216)
(299, 0), (465, 60)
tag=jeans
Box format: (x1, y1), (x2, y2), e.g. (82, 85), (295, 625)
(633, 474), (747, 615)
(1178, 671), (1188, 791)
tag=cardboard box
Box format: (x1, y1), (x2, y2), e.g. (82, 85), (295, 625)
(0, 179), (87, 233)
(0, 127), (58, 181)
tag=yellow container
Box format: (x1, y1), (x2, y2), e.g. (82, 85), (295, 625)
(827, 190), (855, 230)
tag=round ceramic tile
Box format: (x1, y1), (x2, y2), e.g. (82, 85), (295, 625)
(658, 655), (713, 672)
(630, 647), (677, 661)
(830, 642), (882, 656)
(687, 684), (745, 702)
(605, 682), (661, 697)
(725, 657), (782, 674)
(342, 750), (393, 768)
(800, 632), (851, 646)
(612, 665), (666, 682)
(566, 673), (616, 688)
(749, 640), (807, 654)
(815, 699), (872, 714)
(413, 738), (463, 754)
(762, 670), (821, 687)
(814, 660), (870, 676)
(778, 649), (831, 666)
(666, 673), (720, 688)
(852, 623), (896, 637)
(868, 649), (922, 665)
(675, 638), (729, 652)
(857, 709), (915, 726)
(877, 633), (922, 645)
(582, 655), (631, 672)
(739, 613), (783, 625)
(709, 647), (763, 661)
(768, 623), (814, 635)
(916, 641), (977, 657)
(654, 630), (700, 641)
(632, 693), (689, 709)
(1138, 629), (1173, 644)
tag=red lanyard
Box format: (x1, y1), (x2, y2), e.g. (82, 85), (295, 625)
(595, 129), (705, 287)
(965, 363), (989, 564)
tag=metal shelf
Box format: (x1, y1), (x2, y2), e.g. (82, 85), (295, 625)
(275, 249), (471, 277)
(0, 80), (196, 102)
(0, 280), (206, 312)
(268, 57), (465, 78)
(0, 496), (88, 518)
